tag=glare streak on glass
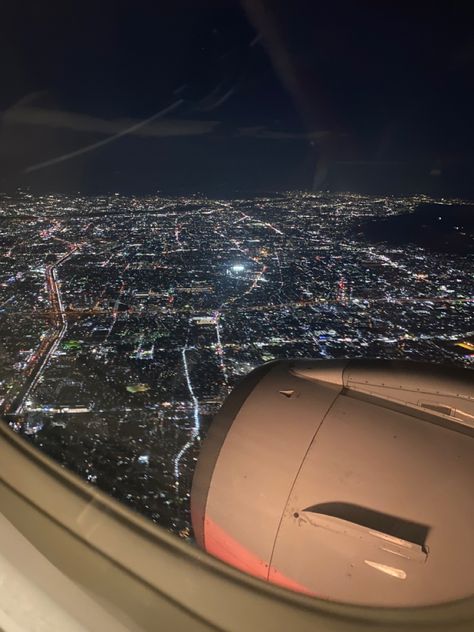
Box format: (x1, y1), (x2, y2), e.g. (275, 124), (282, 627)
(24, 100), (184, 173)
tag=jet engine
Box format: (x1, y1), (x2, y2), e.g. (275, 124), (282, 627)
(191, 359), (474, 607)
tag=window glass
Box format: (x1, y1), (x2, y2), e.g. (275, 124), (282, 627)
(0, 0), (472, 601)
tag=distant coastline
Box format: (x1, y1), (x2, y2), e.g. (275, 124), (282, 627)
(356, 203), (474, 255)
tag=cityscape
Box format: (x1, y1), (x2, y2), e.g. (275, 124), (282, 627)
(0, 190), (473, 538)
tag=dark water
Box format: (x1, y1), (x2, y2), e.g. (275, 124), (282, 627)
(357, 203), (474, 255)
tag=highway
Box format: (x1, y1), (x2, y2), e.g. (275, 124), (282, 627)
(0, 296), (472, 324)
(2, 247), (78, 417)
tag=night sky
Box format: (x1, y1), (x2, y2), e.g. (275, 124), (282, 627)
(1, 1), (473, 196)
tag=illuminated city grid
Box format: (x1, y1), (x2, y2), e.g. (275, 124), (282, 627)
(0, 190), (472, 537)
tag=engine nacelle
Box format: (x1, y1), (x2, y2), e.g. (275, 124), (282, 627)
(191, 359), (474, 607)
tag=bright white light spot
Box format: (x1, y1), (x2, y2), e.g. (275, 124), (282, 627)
(138, 455), (150, 465)
(364, 560), (407, 579)
(231, 264), (245, 272)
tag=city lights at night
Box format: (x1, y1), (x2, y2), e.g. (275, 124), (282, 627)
(0, 189), (472, 535)
(0, 2), (473, 626)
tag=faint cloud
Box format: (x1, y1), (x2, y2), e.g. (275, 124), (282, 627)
(3, 106), (219, 138)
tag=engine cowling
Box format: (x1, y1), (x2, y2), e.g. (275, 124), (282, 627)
(191, 359), (474, 607)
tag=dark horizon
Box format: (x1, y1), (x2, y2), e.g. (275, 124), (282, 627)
(1, 1), (473, 197)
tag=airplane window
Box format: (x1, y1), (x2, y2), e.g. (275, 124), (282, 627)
(0, 0), (473, 616)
